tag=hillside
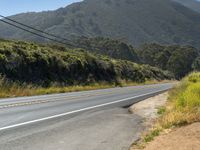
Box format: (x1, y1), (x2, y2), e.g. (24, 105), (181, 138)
(72, 37), (199, 79)
(74, 37), (139, 62)
(137, 43), (199, 79)
(174, 0), (200, 13)
(0, 39), (172, 86)
(0, 0), (200, 48)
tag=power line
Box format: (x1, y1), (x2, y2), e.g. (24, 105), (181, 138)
(0, 15), (116, 57)
(0, 14), (73, 44)
(0, 16), (130, 51)
(0, 15), (135, 54)
(0, 17), (125, 57)
(0, 19), (70, 46)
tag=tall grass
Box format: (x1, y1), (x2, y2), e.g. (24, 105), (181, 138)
(159, 72), (200, 128)
(132, 72), (200, 148)
(0, 75), (168, 99)
(0, 76), (115, 98)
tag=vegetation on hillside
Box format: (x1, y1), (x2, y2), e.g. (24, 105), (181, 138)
(192, 57), (200, 71)
(75, 37), (139, 62)
(0, 39), (172, 88)
(73, 38), (200, 79)
(137, 43), (199, 79)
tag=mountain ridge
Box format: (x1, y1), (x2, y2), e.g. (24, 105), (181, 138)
(0, 0), (200, 48)
(174, 0), (200, 13)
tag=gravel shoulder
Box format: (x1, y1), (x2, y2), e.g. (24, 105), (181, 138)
(129, 92), (168, 127)
(129, 92), (168, 150)
(130, 91), (200, 150)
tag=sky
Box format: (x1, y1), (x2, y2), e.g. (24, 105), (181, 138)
(0, 0), (82, 16)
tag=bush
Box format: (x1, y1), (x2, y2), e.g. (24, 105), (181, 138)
(0, 39), (173, 86)
(138, 44), (199, 79)
(192, 57), (200, 71)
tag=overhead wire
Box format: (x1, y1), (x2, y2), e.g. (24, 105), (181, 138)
(0, 15), (75, 46)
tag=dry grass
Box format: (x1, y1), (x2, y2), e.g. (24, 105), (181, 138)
(0, 76), (170, 99)
(132, 72), (200, 149)
(0, 79), (115, 98)
(158, 72), (200, 128)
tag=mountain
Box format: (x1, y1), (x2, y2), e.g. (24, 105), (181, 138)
(174, 0), (200, 13)
(0, 0), (200, 48)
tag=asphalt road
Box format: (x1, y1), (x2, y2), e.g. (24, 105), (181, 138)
(0, 83), (174, 150)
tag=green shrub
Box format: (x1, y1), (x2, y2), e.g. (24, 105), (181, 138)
(138, 44), (199, 79)
(0, 39), (173, 86)
(144, 129), (161, 143)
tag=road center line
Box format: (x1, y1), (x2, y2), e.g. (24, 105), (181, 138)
(0, 87), (147, 109)
(0, 88), (170, 131)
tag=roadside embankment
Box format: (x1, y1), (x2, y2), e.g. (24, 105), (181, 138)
(129, 92), (169, 148)
(131, 72), (200, 150)
(0, 39), (173, 99)
(140, 122), (200, 150)
(0, 76), (170, 98)
(129, 92), (168, 126)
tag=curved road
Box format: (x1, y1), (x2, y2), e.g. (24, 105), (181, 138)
(0, 83), (174, 150)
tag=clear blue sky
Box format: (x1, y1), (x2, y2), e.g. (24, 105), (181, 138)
(0, 0), (82, 16)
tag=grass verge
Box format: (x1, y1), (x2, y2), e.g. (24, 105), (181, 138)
(132, 72), (200, 149)
(159, 72), (200, 128)
(0, 76), (170, 99)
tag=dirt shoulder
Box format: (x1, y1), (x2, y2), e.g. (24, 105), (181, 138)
(130, 92), (200, 150)
(130, 73), (200, 150)
(129, 92), (168, 126)
(141, 123), (200, 150)
(128, 92), (168, 148)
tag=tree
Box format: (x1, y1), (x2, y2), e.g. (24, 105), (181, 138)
(167, 46), (198, 79)
(192, 57), (200, 71)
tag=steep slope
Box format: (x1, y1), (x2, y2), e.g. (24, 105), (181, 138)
(75, 37), (140, 62)
(137, 43), (199, 78)
(0, 39), (172, 85)
(73, 37), (200, 78)
(0, 0), (200, 47)
(174, 0), (200, 13)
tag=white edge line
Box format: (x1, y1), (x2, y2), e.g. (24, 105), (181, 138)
(0, 88), (170, 131)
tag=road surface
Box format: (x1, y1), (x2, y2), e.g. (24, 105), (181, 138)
(0, 83), (174, 150)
